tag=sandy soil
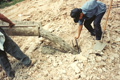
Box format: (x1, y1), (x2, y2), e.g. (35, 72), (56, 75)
(0, 0), (120, 80)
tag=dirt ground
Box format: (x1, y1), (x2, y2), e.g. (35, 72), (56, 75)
(0, 0), (120, 80)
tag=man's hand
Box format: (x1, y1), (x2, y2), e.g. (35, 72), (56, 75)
(75, 36), (79, 40)
(0, 13), (15, 28)
(9, 23), (15, 28)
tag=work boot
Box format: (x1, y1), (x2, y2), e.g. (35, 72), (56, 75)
(21, 57), (31, 67)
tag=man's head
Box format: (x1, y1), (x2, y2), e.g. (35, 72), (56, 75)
(70, 8), (83, 23)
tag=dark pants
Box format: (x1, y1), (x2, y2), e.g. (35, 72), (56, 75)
(84, 12), (105, 40)
(0, 28), (31, 77)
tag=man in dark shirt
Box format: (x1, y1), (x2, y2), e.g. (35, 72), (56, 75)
(0, 13), (31, 78)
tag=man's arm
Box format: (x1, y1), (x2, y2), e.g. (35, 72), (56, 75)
(75, 24), (83, 40)
(0, 13), (15, 28)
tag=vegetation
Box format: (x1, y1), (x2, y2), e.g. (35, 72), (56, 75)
(0, 0), (24, 8)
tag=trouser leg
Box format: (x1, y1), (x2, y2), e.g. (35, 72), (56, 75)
(94, 12), (105, 40)
(0, 27), (31, 67)
(0, 50), (15, 77)
(3, 35), (31, 67)
(84, 15), (96, 33)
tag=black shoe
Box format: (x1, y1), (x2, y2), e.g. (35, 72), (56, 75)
(24, 59), (32, 67)
(21, 57), (31, 67)
(25, 59), (31, 67)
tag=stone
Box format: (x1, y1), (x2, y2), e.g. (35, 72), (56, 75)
(100, 52), (104, 55)
(118, 71), (120, 75)
(39, 37), (45, 42)
(119, 64), (120, 68)
(98, 68), (102, 73)
(116, 75), (120, 80)
(80, 72), (86, 78)
(78, 63), (83, 69)
(43, 23), (51, 30)
(108, 59), (112, 63)
(100, 61), (106, 66)
(110, 56), (114, 61)
(75, 74), (81, 79)
(102, 68), (107, 72)
(79, 54), (87, 61)
(101, 75), (105, 79)
(96, 56), (102, 62)
(115, 37), (120, 42)
(113, 54), (119, 58)
(31, 59), (37, 66)
(61, 70), (66, 74)
(58, 61), (62, 65)
(53, 62), (58, 67)
(102, 56), (107, 61)
(71, 63), (80, 73)
(43, 70), (49, 77)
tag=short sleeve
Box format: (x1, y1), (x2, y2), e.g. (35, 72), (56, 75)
(78, 19), (84, 25)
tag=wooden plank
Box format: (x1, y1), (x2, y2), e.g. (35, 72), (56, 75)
(0, 21), (78, 54)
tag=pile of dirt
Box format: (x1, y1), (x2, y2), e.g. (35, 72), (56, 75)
(0, 0), (120, 80)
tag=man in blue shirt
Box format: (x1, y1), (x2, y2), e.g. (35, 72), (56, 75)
(70, 0), (106, 41)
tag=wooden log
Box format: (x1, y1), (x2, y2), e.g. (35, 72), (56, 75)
(0, 21), (78, 54)
(40, 28), (78, 54)
(0, 21), (39, 36)
(1, 26), (38, 36)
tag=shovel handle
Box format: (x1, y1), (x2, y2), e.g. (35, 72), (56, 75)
(103, 0), (113, 32)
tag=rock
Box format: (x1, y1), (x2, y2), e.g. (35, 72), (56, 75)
(70, 62), (80, 73)
(30, 59), (37, 66)
(75, 74), (81, 79)
(101, 75), (105, 79)
(108, 59), (112, 63)
(100, 52), (104, 55)
(36, 76), (45, 80)
(110, 56), (114, 61)
(113, 54), (119, 58)
(116, 75), (120, 80)
(33, 65), (38, 71)
(102, 68), (107, 72)
(118, 71), (120, 75)
(49, 28), (54, 32)
(43, 70), (49, 77)
(53, 62), (58, 67)
(58, 61), (62, 65)
(102, 56), (107, 61)
(47, 58), (52, 64)
(43, 23), (51, 30)
(80, 72), (86, 78)
(61, 70), (66, 74)
(39, 37), (45, 42)
(96, 56), (102, 62)
(78, 63), (83, 69)
(98, 68), (102, 73)
(100, 61), (106, 66)
(115, 37), (120, 42)
(119, 64), (120, 68)
(76, 54), (87, 62)
(88, 54), (96, 62)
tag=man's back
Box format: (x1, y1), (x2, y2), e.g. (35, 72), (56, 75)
(81, 0), (106, 18)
